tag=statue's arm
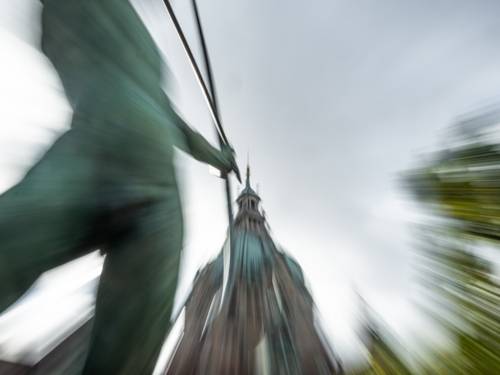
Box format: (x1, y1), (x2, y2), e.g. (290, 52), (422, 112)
(168, 103), (233, 173)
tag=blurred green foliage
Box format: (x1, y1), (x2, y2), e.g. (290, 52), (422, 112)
(404, 124), (500, 374)
(351, 119), (500, 375)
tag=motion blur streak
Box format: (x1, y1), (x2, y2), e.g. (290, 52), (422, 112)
(401, 107), (500, 374)
(1, 1), (500, 374)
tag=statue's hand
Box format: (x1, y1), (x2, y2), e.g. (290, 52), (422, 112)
(221, 144), (241, 182)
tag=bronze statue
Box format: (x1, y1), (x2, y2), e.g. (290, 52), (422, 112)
(0, 1), (238, 373)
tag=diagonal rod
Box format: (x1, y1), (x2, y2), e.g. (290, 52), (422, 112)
(191, 0), (237, 310)
(162, 0), (229, 146)
(191, 0), (220, 119)
(162, 1), (236, 306)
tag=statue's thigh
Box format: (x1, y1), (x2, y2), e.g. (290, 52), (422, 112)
(83, 196), (183, 375)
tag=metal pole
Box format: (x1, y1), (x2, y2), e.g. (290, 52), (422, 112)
(162, 0), (229, 146)
(162, 0), (236, 307)
(191, 0), (237, 310)
(191, 0), (220, 118)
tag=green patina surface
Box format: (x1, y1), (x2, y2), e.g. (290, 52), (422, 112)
(0, 1), (235, 374)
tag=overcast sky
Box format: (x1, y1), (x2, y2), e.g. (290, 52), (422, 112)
(2, 0), (500, 365)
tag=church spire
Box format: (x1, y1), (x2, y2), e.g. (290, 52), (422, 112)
(235, 164), (264, 232)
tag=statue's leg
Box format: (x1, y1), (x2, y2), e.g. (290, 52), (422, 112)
(0, 130), (96, 312)
(0, 185), (52, 312)
(82, 193), (183, 375)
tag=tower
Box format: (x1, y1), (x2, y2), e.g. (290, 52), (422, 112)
(165, 167), (343, 375)
(234, 166), (265, 232)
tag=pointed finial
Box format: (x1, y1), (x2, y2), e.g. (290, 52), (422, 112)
(246, 163), (251, 188)
(245, 150), (251, 188)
